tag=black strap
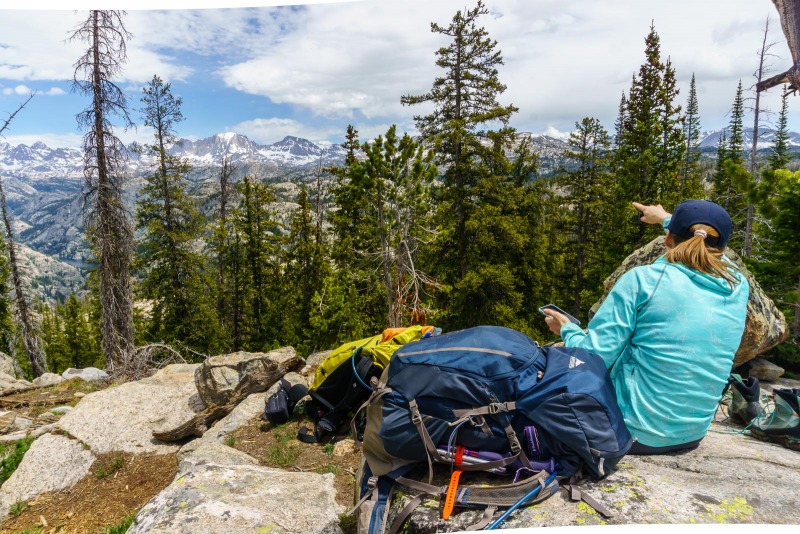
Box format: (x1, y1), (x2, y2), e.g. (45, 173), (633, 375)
(297, 424), (323, 444)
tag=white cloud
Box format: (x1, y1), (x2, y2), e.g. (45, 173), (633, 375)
(0, 10), (192, 84)
(542, 126), (571, 140)
(1, 85), (65, 96)
(209, 0), (790, 132)
(217, 1), (464, 119)
(2, 0), (797, 141)
(228, 117), (347, 145)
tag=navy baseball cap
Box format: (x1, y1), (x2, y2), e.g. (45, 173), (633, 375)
(667, 200), (732, 247)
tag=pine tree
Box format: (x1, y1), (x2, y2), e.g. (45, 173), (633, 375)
(401, 0), (518, 279)
(61, 294), (102, 369)
(553, 118), (615, 317)
(282, 184), (329, 353)
(751, 169), (800, 369)
(232, 176), (283, 350)
(769, 88), (792, 170)
(401, 1), (545, 331)
(613, 92), (627, 148)
(681, 73), (705, 198)
(727, 80), (746, 165)
(0, 238), (13, 356)
(711, 81), (748, 251)
(615, 23), (686, 252)
(40, 303), (68, 373)
(357, 125), (438, 327)
(321, 126), (385, 343)
(70, 10), (135, 374)
(211, 154), (236, 350)
(136, 75), (219, 354)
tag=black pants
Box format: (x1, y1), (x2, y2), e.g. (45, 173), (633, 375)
(628, 437), (702, 455)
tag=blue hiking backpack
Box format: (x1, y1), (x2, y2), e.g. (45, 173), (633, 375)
(355, 326), (632, 533)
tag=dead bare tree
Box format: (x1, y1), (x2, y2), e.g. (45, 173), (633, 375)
(0, 94), (48, 377)
(70, 10), (135, 376)
(746, 17), (779, 258)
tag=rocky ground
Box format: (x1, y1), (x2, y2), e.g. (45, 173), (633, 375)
(0, 361), (361, 534)
(0, 351), (797, 534)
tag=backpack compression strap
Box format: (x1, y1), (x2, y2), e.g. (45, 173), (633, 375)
(407, 399), (532, 479)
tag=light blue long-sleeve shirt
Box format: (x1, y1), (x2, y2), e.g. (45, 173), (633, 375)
(560, 224), (749, 447)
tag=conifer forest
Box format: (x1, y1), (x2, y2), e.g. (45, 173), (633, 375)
(2, 2), (799, 379)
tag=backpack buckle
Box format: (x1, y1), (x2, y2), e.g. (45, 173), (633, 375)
(488, 402), (512, 414)
(409, 401), (423, 425)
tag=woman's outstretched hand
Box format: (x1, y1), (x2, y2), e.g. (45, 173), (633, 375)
(632, 202), (671, 226)
(543, 309), (570, 336)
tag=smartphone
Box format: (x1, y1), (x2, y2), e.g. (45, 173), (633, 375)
(538, 304), (581, 326)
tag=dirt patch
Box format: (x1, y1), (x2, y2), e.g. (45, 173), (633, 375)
(231, 417), (361, 509)
(0, 451), (177, 534)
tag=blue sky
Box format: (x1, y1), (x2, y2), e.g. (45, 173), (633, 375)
(1, 0), (798, 149)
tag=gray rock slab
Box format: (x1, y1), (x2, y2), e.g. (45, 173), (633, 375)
(0, 434), (95, 519)
(177, 441), (260, 474)
(128, 463), (344, 534)
(32, 372), (64, 387)
(61, 367), (110, 382)
(380, 421), (800, 531)
(57, 364), (203, 455)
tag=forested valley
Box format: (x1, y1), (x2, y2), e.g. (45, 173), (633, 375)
(2, 2), (799, 380)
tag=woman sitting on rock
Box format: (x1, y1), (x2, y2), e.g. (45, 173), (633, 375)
(543, 200), (749, 455)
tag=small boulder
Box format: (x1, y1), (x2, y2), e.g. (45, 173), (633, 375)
(333, 438), (355, 457)
(194, 347), (301, 407)
(0, 434), (95, 520)
(32, 373), (64, 388)
(303, 350), (331, 376)
(61, 367), (109, 382)
(744, 358), (785, 382)
(0, 411), (16, 434)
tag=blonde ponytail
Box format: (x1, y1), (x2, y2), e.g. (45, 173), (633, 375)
(666, 223), (739, 287)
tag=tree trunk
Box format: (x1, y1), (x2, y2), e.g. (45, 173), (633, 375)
(0, 179), (47, 377)
(745, 18), (771, 258)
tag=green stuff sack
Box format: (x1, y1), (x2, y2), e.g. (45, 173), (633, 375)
(299, 325), (436, 443)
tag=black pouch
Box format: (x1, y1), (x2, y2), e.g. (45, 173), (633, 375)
(265, 378), (308, 425)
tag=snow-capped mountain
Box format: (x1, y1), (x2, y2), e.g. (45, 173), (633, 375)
(698, 127), (800, 150)
(164, 133), (346, 167)
(0, 141), (84, 181)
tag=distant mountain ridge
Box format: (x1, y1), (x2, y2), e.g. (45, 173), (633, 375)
(1, 127), (798, 303)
